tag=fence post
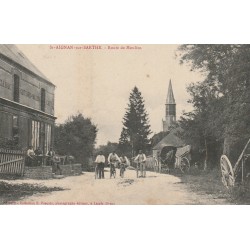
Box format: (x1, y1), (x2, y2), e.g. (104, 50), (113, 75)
(0, 148), (25, 176)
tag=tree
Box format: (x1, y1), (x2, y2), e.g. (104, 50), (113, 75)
(117, 128), (131, 154)
(0, 137), (21, 150)
(94, 141), (119, 158)
(118, 86), (152, 157)
(178, 45), (250, 166)
(54, 113), (97, 166)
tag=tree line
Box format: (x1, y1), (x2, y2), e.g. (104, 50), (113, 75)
(177, 45), (250, 168)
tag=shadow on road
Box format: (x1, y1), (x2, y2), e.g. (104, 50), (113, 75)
(0, 181), (65, 205)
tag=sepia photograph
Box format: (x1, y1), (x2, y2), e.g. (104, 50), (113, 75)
(2, 2), (250, 250)
(1, 44), (250, 205)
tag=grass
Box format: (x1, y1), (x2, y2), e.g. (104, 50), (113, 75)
(169, 167), (250, 204)
(0, 181), (64, 205)
(178, 168), (231, 201)
(227, 181), (250, 204)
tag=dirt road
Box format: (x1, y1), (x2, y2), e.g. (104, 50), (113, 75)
(5, 169), (229, 205)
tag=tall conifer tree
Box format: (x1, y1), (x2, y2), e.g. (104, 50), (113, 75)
(119, 86), (151, 156)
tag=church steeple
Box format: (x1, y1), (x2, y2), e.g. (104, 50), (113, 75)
(166, 79), (175, 104)
(163, 79), (176, 132)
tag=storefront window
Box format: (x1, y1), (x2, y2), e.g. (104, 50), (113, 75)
(31, 120), (40, 150)
(13, 115), (18, 128)
(12, 115), (19, 143)
(45, 123), (51, 153)
(31, 121), (51, 153)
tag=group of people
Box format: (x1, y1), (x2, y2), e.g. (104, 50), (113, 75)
(26, 146), (62, 174)
(94, 151), (129, 179)
(26, 146), (44, 166)
(94, 150), (147, 179)
(26, 145), (148, 179)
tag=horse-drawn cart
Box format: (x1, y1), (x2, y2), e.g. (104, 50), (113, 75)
(159, 145), (191, 173)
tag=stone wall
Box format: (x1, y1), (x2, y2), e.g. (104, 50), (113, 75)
(23, 163), (82, 179)
(59, 164), (72, 176)
(24, 166), (53, 179)
(72, 164), (82, 175)
(60, 164), (82, 176)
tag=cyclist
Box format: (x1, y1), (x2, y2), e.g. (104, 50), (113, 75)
(134, 150), (147, 178)
(119, 154), (129, 178)
(94, 151), (105, 179)
(108, 151), (121, 178)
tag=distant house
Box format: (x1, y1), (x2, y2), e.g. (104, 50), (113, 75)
(153, 128), (191, 168)
(0, 45), (56, 153)
(152, 129), (185, 158)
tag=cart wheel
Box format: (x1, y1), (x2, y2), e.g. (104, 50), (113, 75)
(220, 155), (235, 188)
(180, 157), (190, 173)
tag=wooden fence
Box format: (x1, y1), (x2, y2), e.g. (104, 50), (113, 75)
(0, 149), (25, 176)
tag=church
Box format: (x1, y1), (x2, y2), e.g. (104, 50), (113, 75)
(153, 79), (186, 158)
(162, 79), (176, 132)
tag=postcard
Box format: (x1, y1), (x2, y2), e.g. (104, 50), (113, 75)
(0, 44), (249, 205)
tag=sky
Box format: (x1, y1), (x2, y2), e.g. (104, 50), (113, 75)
(17, 45), (203, 146)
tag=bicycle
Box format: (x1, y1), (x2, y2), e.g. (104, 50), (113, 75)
(136, 162), (146, 178)
(120, 163), (126, 178)
(109, 162), (116, 178)
(94, 164), (98, 179)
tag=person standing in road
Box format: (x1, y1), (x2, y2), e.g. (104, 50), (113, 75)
(134, 150), (147, 177)
(95, 151), (105, 179)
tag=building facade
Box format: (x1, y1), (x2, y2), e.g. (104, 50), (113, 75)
(162, 79), (176, 132)
(0, 45), (56, 153)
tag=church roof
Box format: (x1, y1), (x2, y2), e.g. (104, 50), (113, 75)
(0, 44), (54, 86)
(166, 79), (175, 104)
